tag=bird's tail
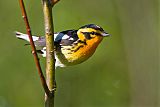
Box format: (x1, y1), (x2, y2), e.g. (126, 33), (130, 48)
(15, 31), (39, 42)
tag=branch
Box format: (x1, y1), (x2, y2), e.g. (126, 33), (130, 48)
(19, 0), (50, 97)
(42, 0), (59, 107)
(50, 0), (60, 6)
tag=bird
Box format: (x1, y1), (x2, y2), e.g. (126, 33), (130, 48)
(15, 24), (110, 68)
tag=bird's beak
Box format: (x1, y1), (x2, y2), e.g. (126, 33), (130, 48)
(101, 31), (110, 37)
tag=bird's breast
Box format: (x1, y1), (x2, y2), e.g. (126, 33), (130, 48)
(57, 37), (103, 66)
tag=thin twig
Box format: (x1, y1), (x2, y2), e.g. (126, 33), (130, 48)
(42, 0), (59, 107)
(19, 0), (50, 97)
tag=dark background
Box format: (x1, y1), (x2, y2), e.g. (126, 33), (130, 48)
(0, 0), (158, 107)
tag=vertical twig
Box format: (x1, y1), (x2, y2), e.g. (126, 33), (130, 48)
(42, 0), (59, 107)
(19, 0), (59, 106)
(19, 0), (50, 97)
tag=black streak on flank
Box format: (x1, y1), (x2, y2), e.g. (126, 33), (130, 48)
(78, 40), (87, 45)
(71, 45), (84, 53)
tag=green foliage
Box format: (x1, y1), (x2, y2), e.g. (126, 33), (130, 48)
(0, 0), (158, 107)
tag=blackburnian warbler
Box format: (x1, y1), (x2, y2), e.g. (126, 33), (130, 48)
(16, 24), (110, 68)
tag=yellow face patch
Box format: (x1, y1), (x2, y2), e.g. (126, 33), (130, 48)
(77, 28), (103, 41)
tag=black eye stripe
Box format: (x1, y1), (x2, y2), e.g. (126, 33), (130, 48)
(82, 32), (92, 39)
(82, 32), (102, 40)
(82, 32), (101, 35)
(90, 32), (101, 36)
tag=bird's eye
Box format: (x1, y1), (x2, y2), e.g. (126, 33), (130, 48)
(91, 32), (95, 35)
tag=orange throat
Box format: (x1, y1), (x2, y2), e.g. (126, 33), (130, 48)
(66, 36), (103, 65)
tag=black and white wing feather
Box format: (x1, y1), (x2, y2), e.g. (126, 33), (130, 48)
(54, 30), (78, 47)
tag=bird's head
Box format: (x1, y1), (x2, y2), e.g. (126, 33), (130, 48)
(77, 24), (110, 44)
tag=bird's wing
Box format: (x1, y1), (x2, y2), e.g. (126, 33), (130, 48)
(34, 30), (78, 48)
(54, 30), (78, 47)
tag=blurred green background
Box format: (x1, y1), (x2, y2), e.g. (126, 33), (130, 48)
(0, 0), (158, 107)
